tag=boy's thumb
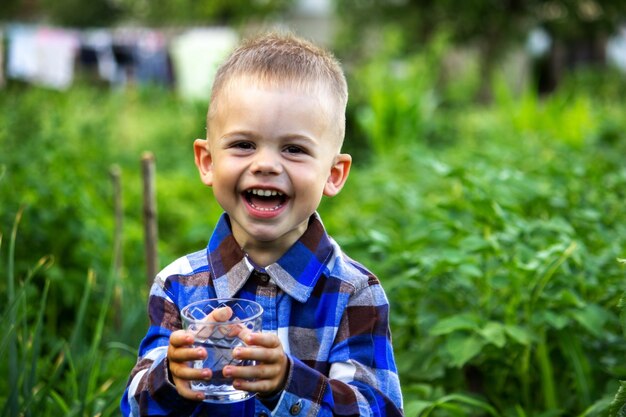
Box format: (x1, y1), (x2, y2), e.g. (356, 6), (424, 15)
(210, 306), (233, 322)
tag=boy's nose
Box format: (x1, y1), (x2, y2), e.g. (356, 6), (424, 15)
(250, 149), (282, 175)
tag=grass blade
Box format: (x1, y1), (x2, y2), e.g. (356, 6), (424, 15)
(529, 241), (577, 309)
(558, 331), (591, 407)
(419, 393), (501, 417)
(48, 390), (71, 415)
(84, 266), (117, 413)
(6, 208), (23, 417)
(22, 343), (67, 412)
(0, 256), (53, 358)
(536, 339), (557, 410)
(68, 269), (95, 352)
(23, 279), (50, 417)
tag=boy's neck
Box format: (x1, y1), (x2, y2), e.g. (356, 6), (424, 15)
(229, 216), (311, 268)
(240, 243), (286, 268)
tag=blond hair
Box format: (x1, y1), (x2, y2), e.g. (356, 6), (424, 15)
(207, 32), (348, 142)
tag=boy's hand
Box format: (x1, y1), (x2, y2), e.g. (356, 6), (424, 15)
(167, 306), (234, 401)
(223, 332), (289, 397)
(167, 330), (210, 401)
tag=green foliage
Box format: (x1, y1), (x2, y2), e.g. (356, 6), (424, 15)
(120, 0), (293, 26)
(0, 84), (217, 416)
(345, 28), (479, 158)
(608, 274), (626, 417)
(39, 0), (123, 27)
(1, 0), (294, 27)
(324, 48), (626, 415)
(335, 0), (626, 63)
(0, 210), (134, 416)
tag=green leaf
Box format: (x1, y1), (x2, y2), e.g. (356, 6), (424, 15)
(576, 395), (612, 417)
(430, 314), (480, 336)
(555, 289), (585, 308)
(504, 325), (534, 346)
(459, 235), (492, 252)
(570, 304), (611, 338)
(538, 310), (570, 330)
(459, 263), (482, 278)
(479, 321), (506, 348)
(405, 400), (433, 416)
(608, 381), (626, 417)
(446, 333), (486, 368)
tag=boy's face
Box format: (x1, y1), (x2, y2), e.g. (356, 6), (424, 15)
(194, 79), (351, 259)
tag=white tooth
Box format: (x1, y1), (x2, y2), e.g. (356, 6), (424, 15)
(248, 188), (283, 197)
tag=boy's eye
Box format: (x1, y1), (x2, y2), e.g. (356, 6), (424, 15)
(233, 141), (254, 150)
(284, 145), (305, 154)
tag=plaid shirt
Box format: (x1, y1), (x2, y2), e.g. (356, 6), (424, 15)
(121, 213), (403, 417)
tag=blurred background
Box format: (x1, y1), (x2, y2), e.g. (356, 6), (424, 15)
(1, 1), (626, 416)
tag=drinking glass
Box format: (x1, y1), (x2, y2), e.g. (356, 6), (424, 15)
(181, 298), (263, 403)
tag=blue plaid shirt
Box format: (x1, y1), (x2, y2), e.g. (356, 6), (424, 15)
(121, 213), (403, 416)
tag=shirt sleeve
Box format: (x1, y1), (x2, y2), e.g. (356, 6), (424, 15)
(275, 278), (404, 417)
(120, 280), (202, 417)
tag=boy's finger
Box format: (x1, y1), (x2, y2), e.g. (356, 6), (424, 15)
(172, 377), (206, 402)
(225, 323), (252, 340)
(233, 345), (285, 366)
(233, 377), (277, 395)
(169, 346), (207, 363)
(244, 332), (281, 349)
(194, 307), (234, 338)
(170, 330), (195, 347)
(171, 363), (212, 382)
(225, 362), (274, 380)
(205, 306), (233, 322)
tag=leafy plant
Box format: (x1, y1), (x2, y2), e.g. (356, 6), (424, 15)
(608, 261), (626, 417)
(325, 61), (626, 415)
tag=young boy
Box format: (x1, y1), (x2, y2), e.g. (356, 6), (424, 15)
(121, 32), (403, 417)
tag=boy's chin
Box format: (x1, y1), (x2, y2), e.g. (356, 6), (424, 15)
(240, 220), (308, 243)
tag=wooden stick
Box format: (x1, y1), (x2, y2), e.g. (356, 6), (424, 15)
(109, 164), (123, 330)
(142, 152), (158, 288)
(109, 165), (123, 274)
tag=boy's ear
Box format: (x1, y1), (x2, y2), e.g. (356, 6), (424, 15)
(194, 139), (214, 186)
(323, 153), (352, 197)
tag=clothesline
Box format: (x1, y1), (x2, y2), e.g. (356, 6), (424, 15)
(1, 24), (239, 100)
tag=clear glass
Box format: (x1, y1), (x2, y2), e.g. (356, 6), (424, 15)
(180, 298), (263, 403)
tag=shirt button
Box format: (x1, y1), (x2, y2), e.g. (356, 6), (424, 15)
(258, 412), (269, 417)
(289, 400), (303, 415)
(257, 272), (270, 284)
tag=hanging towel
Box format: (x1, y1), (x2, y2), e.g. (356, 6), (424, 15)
(35, 27), (79, 89)
(7, 25), (79, 90)
(169, 27), (238, 101)
(7, 24), (38, 82)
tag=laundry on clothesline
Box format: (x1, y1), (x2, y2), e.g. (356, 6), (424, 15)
(2, 23), (238, 100)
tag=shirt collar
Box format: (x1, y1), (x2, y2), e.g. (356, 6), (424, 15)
(206, 213), (335, 303)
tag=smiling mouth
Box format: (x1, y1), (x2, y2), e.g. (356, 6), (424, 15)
(244, 188), (288, 212)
